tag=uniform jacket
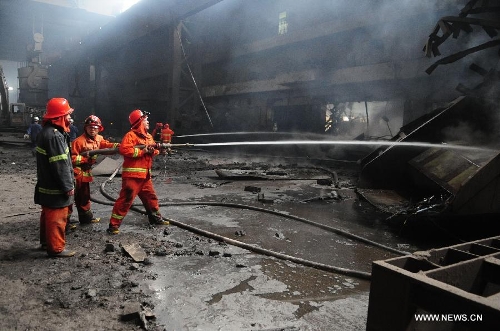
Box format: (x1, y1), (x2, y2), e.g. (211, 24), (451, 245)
(34, 123), (74, 208)
(27, 123), (42, 143)
(71, 133), (119, 182)
(120, 129), (159, 178)
(161, 127), (174, 143)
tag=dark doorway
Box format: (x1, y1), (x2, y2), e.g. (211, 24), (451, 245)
(273, 105), (322, 133)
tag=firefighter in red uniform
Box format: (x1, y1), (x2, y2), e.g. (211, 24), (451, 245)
(161, 123), (174, 143)
(35, 98), (76, 257)
(107, 109), (169, 234)
(71, 115), (119, 224)
(160, 123), (174, 154)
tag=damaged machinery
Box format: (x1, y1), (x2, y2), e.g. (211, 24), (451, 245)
(357, 0), (500, 223)
(0, 66), (33, 129)
(357, 96), (500, 221)
(0, 32), (47, 131)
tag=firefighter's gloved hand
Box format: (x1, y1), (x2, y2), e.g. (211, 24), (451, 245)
(144, 145), (155, 154)
(24, 134), (29, 140)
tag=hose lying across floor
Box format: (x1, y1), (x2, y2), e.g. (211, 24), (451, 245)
(91, 165), (410, 280)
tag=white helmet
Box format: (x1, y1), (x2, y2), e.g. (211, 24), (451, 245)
(34, 117), (39, 121)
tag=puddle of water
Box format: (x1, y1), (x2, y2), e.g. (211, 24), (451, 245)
(146, 248), (370, 331)
(207, 275), (257, 305)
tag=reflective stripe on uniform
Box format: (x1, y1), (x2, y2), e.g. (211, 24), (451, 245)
(133, 148), (140, 158)
(38, 187), (63, 194)
(49, 153), (69, 163)
(111, 213), (124, 220)
(36, 146), (47, 155)
(48, 147), (69, 163)
(75, 166), (92, 176)
(75, 155), (83, 165)
(122, 167), (148, 173)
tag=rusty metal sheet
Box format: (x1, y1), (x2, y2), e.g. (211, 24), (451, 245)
(356, 188), (409, 215)
(408, 148), (480, 194)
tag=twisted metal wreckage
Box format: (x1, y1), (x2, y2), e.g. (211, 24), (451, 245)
(357, 0), (500, 224)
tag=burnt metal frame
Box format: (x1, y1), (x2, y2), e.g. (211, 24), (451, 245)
(366, 236), (500, 331)
(423, 0), (500, 74)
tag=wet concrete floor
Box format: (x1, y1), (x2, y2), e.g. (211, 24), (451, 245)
(89, 150), (456, 330)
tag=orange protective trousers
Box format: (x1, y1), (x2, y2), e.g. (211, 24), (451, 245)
(73, 176), (91, 214)
(39, 206), (70, 254)
(109, 177), (159, 229)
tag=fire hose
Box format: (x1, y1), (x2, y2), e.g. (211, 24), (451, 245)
(90, 161), (410, 280)
(93, 183), (373, 280)
(86, 143), (193, 157)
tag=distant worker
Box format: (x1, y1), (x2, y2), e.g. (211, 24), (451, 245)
(25, 116), (42, 156)
(161, 123), (174, 155)
(161, 123), (174, 144)
(151, 122), (163, 142)
(71, 115), (119, 224)
(69, 118), (79, 142)
(35, 97), (75, 257)
(107, 109), (169, 235)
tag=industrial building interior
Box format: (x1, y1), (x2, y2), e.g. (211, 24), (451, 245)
(1, 0), (500, 330)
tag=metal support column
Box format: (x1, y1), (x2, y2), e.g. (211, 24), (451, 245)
(167, 22), (182, 127)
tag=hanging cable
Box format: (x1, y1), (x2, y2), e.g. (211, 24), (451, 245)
(175, 24), (214, 128)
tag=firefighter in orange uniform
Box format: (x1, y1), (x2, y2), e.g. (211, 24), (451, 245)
(160, 123), (174, 154)
(71, 115), (119, 224)
(107, 109), (169, 235)
(161, 123), (174, 143)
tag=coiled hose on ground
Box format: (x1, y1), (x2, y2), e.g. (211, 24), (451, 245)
(91, 164), (411, 280)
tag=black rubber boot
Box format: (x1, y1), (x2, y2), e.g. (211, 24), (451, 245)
(147, 210), (169, 225)
(79, 210), (100, 224)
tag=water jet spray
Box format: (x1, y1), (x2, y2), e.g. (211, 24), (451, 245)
(84, 140), (493, 157)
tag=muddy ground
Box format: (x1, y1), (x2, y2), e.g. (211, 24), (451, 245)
(0, 141), (181, 330)
(0, 136), (480, 331)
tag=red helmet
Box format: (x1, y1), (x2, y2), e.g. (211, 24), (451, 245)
(44, 98), (74, 119)
(129, 109), (149, 128)
(84, 115), (104, 132)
